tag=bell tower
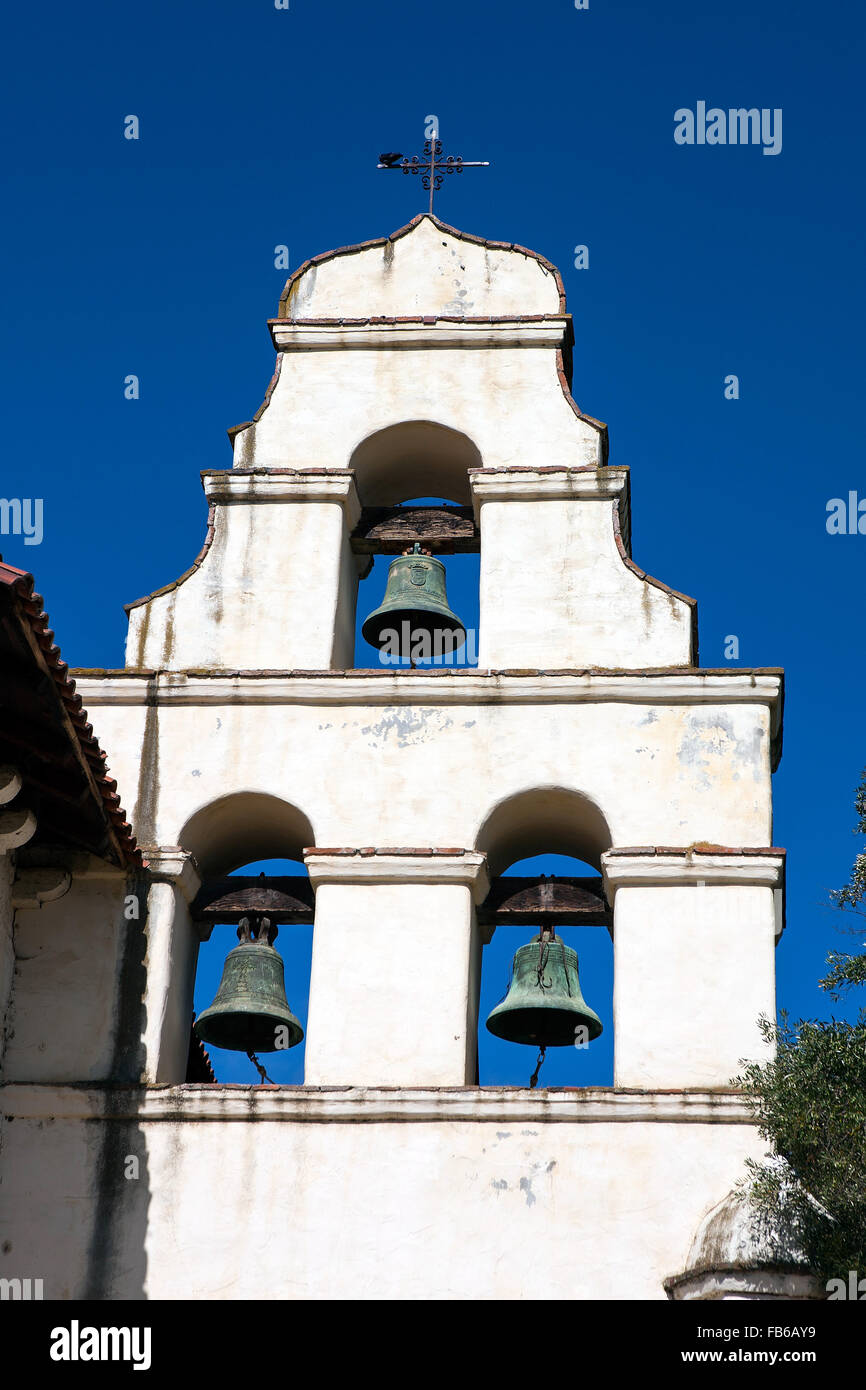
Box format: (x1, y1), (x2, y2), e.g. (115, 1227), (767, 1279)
(1, 213), (789, 1300)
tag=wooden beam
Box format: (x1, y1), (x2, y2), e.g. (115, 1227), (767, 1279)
(351, 505), (479, 555)
(191, 874), (610, 928)
(192, 876), (315, 924)
(478, 876), (610, 927)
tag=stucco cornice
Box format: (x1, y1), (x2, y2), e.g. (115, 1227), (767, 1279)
(202, 468), (361, 526)
(602, 848), (786, 892)
(469, 465), (629, 512)
(141, 847), (202, 901)
(71, 669), (783, 733)
(304, 848), (490, 900)
(269, 317), (571, 351)
(0, 1083), (756, 1125)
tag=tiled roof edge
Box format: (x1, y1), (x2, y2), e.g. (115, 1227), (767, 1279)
(0, 558), (141, 868)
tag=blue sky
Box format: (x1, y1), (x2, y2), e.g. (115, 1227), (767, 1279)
(2, 0), (864, 1083)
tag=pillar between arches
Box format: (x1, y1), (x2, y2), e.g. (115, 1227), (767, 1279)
(140, 847), (202, 1083)
(303, 849), (490, 1087)
(601, 848), (785, 1090)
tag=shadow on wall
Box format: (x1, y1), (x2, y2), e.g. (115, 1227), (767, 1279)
(84, 869), (150, 1299)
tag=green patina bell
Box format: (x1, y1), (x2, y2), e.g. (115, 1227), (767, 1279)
(486, 929), (603, 1048)
(194, 915), (303, 1053)
(362, 543), (466, 655)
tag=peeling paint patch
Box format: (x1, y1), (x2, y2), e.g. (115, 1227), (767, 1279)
(678, 712), (766, 789)
(359, 706), (454, 748)
(519, 1177), (536, 1207)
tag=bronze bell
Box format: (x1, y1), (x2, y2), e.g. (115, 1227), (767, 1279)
(194, 915), (303, 1053)
(362, 543), (466, 657)
(485, 928), (603, 1048)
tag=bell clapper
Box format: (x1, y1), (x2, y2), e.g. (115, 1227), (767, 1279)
(529, 1046), (547, 1089)
(247, 1050), (276, 1086)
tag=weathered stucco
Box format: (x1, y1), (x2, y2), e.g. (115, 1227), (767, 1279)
(0, 1085), (769, 1301)
(0, 215), (791, 1301)
(79, 675), (778, 857)
(280, 216), (564, 319)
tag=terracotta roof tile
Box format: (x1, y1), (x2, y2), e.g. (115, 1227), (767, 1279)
(0, 558), (141, 868)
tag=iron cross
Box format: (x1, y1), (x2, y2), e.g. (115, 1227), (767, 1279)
(378, 139), (490, 214)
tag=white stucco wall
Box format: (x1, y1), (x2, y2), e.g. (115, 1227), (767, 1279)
(304, 854), (489, 1086)
(281, 217), (563, 320)
(0, 215), (789, 1303)
(1, 864), (133, 1084)
(125, 473), (361, 672)
(472, 470), (693, 668)
(78, 674), (778, 857)
(610, 882), (777, 1088)
(233, 343), (602, 479)
(64, 672), (781, 1090)
(231, 220), (603, 483)
(0, 1086), (770, 1301)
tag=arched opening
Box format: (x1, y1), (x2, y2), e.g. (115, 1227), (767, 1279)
(180, 795), (315, 1084)
(350, 417), (483, 667)
(349, 421), (481, 506)
(475, 789), (614, 1087)
(350, 423), (482, 670)
(179, 792), (314, 876)
(355, 502), (480, 669)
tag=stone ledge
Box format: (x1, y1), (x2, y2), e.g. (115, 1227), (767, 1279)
(306, 846), (470, 857)
(269, 319), (570, 352)
(607, 845), (786, 858)
(0, 1084), (755, 1125)
(304, 848), (489, 899)
(601, 848), (786, 892)
(71, 669), (784, 705)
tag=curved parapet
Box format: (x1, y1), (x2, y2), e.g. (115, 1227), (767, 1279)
(230, 215), (607, 481)
(124, 469), (361, 671)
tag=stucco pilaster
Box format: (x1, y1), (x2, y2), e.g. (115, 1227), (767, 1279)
(140, 848), (202, 1083)
(303, 849), (489, 1086)
(470, 466), (695, 669)
(602, 849), (785, 1089)
(125, 470), (361, 671)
